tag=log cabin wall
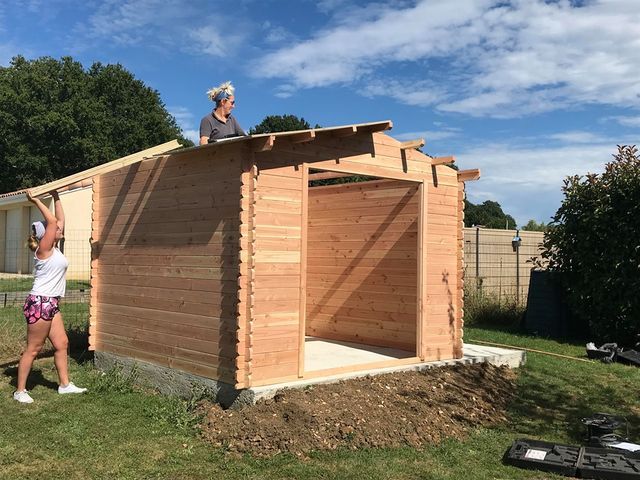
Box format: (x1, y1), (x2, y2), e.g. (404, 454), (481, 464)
(422, 165), (461, 361)
(247, 150), (305, 384)
(305, 179), (419, 351)
(89, 145), (244, 384)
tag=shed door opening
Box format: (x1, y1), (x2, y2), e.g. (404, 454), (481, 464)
(303, 170), (419, 373)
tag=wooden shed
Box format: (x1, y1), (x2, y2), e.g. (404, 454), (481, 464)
(88, 121), (480, 392)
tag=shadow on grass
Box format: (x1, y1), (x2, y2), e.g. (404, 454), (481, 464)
(67, 325), (93, 365)
(3, 365), (59, 391)
(508, 359), (640, 444)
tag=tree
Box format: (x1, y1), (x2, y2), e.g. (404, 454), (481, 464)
(249, 114), (319, 134)
(464, 199), (517, 229)
(0, 55), (192, 193)
(521, 219), (549, 232)
(541, 145), (640, 343)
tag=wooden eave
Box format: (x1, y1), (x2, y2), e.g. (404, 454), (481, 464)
(167, 120), (394, 157)
(457, 169), (481, 182)
(0, 140), (181, 203)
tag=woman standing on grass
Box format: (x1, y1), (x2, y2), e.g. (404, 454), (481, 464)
(13, 189), (87, 404)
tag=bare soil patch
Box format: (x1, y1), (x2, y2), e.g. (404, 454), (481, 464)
(199, 362), (517, 456)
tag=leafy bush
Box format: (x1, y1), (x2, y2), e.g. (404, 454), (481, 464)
(542, 145), (640, 344)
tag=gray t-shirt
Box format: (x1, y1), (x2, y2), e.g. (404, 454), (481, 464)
(199, 113), (246, 142)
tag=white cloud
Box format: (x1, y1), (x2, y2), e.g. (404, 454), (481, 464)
(189, 27), (227, 57)
(458, 141), (617, 225)
(77, 1), (247, 56)
(169, 106), (198, 143)
(261, 21), (295, 45)
(549, 131), (606, 144)
(611, 116), (640, 127)
(182, 129), (199, 144)
(254, 0), (640, 118)
(395, 128), (461, 142)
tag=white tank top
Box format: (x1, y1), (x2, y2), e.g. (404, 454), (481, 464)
(30, 247), (68, 297)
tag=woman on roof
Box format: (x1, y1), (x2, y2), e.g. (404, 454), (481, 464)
(199, 81), (246, 145)
(13, 189), (87, 404)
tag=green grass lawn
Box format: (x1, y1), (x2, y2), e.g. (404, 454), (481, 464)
(1, 315), (639, 479)
(0, 278), (90, 292)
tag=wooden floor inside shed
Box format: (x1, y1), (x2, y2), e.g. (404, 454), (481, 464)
(304, 336), (414, 372)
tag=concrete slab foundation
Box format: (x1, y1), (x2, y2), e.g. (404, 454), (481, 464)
(95, 340), (525, 409)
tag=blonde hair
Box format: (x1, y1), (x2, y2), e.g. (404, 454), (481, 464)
(206, 81), (235, 103)
(27, 235), (39, 252)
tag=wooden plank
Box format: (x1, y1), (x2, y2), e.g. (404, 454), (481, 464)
(306, 296), (416, 314)
(356, 121), (393, 133)
(298, 164), (309, 377)
(256, 172), (302, 191)
(307, 314), (415, 334)
(94, 301), (238, 328)
(97, 164), (239, 198)
(330, 125), (357, 137)
(97, 321), (234, 357)
(307, 249), (416, 260)
(305, 321), (414, 344)
(97, 292), (228, 317)
(305, 304), (417, 323)
(307, 222), (417, 235)
(95, 341), (234, 382)
(256, 186), (303, 202)
(98, 282), (235, 304)
(418, 182), (427, 360)
(250, 362), (298, 381)
(307, 229), (417, 243)
(431, 156), (455, 166)
(308, 218), (417, 230)
(457, 169), (481, 182)
(289, 131), (316, 144)
(306, 282), (416, 297)
(305, 257), (416, 270)
(308, 171), (354, 181)
(278, 149), (433, 180)
(252, 135), (275, 152)
(31, 140), (181, 196)
(400, 139), (425, 150)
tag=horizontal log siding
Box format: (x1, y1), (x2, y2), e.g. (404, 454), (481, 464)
(250, 154), (303, 383)
(422, 165), (461, 361)
(306, 180), (418, 351)
(90, 146), (244, 383)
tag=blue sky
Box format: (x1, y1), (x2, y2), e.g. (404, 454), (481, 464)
(2, 0), (639, 226)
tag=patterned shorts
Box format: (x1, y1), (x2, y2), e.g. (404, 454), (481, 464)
(23, 294), (61, 325)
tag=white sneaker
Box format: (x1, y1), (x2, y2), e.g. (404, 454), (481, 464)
(13, 390), (34, 404)
(58, 382), (87, 394)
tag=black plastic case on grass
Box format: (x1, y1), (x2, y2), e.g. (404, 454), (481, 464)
(503, 438), (580, 477)
(577, 446), (640, 479)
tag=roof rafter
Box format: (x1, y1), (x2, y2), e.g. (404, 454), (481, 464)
(400, 139), (425, 150)
(458, 169), (481, 182)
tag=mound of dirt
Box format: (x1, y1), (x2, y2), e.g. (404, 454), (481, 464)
(199, 362), (517, 456)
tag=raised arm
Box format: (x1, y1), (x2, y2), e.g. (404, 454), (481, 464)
(26, 189), (58, 257)
(50, 190), (65, 234)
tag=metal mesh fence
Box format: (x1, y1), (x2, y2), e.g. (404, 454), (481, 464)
(463, 227), (545, 305)
(0, 230), (91, 328)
